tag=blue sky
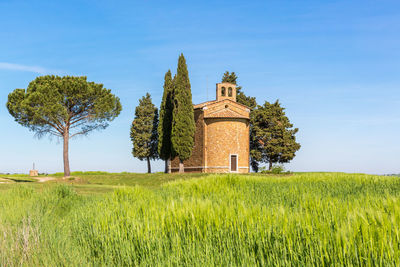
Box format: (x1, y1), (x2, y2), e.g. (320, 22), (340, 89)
(0, 0), (399, 174)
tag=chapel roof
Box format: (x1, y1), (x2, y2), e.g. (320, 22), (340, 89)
(193, 100), (218, 109)
(194, 98), (250, 110)
(204, 108), (249, 119)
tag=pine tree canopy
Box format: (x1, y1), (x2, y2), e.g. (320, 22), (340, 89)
(130, 93), (159, 161)
(171, 54), (195, 161)
(7, 75), (122, 138)
(158, 70), (174, 160)
(6, 75), (122, 176)
(250, 100), (300, 169)
(221, 71), (257, 108)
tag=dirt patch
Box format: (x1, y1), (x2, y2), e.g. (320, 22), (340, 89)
(34, 177), (56, 183)
(0, 176), (57, 183)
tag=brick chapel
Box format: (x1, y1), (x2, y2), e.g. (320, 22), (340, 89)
(171, 82), (250, 173)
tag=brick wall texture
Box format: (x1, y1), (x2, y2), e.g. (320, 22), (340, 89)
(171, 83), (250, 173)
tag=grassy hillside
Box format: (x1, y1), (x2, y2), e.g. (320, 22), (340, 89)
(0, 172), (211, 194)
(1, 173), (400, 265)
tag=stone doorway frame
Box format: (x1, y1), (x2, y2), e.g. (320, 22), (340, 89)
(229, 154), (238, 173)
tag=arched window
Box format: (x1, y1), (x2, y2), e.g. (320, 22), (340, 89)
(228, 87), (233, 97)
(221, 87), (226, 96)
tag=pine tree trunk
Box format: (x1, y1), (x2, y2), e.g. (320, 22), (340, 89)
(164, 160), (168, 173)
(147, 157), (151, 173)
(168, 158), (171, 174)
(269, 161), (273, 171)
(63, 129), (70, 177)
(179, 159), (184, 173)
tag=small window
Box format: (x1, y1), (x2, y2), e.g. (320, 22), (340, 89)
(221, 87), (226, 96)
(228, 87), (233, 97)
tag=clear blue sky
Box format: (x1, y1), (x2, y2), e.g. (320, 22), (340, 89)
(0, 0), (399, 174)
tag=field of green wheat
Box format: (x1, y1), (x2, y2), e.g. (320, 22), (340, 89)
(1, 172), (400, 266)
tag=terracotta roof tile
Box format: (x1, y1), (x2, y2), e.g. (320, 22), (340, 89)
(193, 100), (217, 109)
(194, 98), (251, 110)
(204, 109), (249, 119)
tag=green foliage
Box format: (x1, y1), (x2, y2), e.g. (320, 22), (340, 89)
(130, 93), (159, 161)
(2, 173), (400, 265)
(259, 164), (286, 174)
(6, 75), (122, 176)
(53, 184), (77, 199)
(221, 71), (257, 108)
(271, 165), (285, 174)
(7, 75), (122, 139)
(250, 158), (260, 172)
(251, 100), (301, 170)
(158, 70), (174, 161)
(171, 54), (195, 162)
(0, 184), (86, 266)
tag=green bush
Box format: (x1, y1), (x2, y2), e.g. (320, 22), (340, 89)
(53, 184), (76, 198)
(259, 164), (286, 174)
(271, 165), (284, 174)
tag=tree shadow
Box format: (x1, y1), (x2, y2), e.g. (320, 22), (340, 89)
(1, 177), (35, 183)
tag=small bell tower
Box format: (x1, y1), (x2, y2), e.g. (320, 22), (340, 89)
(216, 82), (236, 102)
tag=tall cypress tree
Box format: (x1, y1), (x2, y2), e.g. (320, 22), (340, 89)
(158, 70), (174, 173)
(130, 93), (159, 173)
(171, 54), (195, 173)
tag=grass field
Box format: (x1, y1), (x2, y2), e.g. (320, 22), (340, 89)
(0, 171), (209, 194)
(1, 172), (400, 266)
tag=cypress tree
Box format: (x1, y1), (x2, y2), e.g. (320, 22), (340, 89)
(171, 54), (195, 173)
(158, 70), (174, 173)
(250, 100), (300, 170)
(130, 93), (159, 173)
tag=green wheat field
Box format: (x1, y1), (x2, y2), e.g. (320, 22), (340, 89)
(1, 172), (400, 266)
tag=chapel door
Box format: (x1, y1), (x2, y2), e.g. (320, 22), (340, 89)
(230, 155), (237, 172)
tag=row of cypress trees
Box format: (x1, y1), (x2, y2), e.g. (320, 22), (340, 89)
(159, 54), (195, 173)
(130, 54), (195, 173)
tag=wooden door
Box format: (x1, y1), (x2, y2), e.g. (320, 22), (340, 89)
(230, 155), (237, 172)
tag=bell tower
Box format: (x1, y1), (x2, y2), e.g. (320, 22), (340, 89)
(216, 82), (236, 102)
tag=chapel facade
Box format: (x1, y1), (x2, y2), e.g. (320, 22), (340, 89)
(171, 82), (250, 173)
